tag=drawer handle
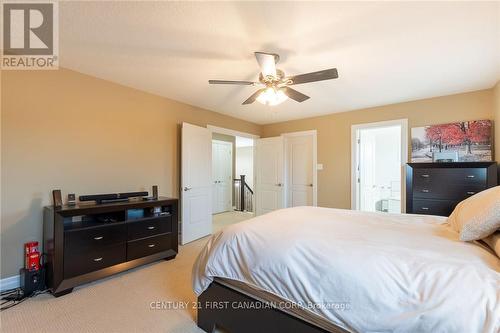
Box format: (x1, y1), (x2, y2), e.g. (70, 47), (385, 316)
(147, 226), (155, 230)
(93, 236), (103, 240)
(466, 175), (475, 178)
(421, 207), (429, 210)
(148, 244), (156, 248)
(421, 174), (430, 178)
(466, 191), (476, 195)
(421, 189), (429, 193)
(93, 257), (103, 262)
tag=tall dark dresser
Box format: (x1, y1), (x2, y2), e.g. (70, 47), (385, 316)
(406, 162), (497, 217)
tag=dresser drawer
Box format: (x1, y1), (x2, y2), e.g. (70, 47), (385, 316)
(412, 199), (457, 216)
(413, 183), (485, 201)
(127, 233), (172, 261)
(413, 168), (487, 185)
(64, 224), (127, 252)
(127, 216), (172, 240)
(64, 243), (126, 278)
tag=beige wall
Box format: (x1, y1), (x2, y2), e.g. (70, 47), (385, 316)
(494, 82), (500, 161)
(1, 67), (496, 279)
(1, 68), (260, 278)
(262, 89), (495, 209)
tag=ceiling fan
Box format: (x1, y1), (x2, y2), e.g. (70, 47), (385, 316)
(208, 52), (338, 106)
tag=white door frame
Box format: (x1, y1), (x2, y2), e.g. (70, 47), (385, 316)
(207, 125), (260, 139)
(282, 130), (318, 207)
(207, 125), (260, 216)
(350, 119), (408, 212)
(212, 139), (233, 213)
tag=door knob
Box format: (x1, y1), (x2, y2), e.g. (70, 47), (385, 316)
(275, 183), (282, 187)
(183, 186), (192, 191)
(308, 184), (313, 187)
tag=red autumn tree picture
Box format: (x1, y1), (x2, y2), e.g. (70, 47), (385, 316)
(411, 120), (492, 162)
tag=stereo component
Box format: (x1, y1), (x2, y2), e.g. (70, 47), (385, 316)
(79, 192), (149, 204)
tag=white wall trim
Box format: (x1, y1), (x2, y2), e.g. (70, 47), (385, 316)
(0, 274), (20, 291)
(207, 125), (260, 139)
(282, 130), (318, 207)
(350, 119), (408, 212)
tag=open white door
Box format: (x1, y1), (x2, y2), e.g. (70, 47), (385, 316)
(255, 137), (284, 216)
(181, 122), (212, 244)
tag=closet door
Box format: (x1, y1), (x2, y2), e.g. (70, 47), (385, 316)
(212, 140), (232, 214)
(255, 137), (284, 216)
(218, 142), (233, 212)
(285, 133), (315, 207)
(212, 142), (221, 214)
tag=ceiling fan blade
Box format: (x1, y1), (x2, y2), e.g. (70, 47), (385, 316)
(208, 80), (256, 85)
(282, 87), (310, 103)
(254, 52), (279, 78)
(242, 89), (265, 105)
(287, 68), (338, 85)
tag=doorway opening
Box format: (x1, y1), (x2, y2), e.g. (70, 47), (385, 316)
(210, 128), (256, 233)
(351, 119), (408, 213)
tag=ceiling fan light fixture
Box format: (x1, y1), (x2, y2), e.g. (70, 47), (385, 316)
(256, 87), (288, 106)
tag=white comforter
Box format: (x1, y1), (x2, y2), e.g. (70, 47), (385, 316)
(193, 207), (500, 333)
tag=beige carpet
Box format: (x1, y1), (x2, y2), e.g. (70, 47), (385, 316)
(0, 211), (252, 333)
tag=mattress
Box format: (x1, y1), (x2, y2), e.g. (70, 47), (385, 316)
(193, 207), (500, 333)
(215, 277), (348, 333)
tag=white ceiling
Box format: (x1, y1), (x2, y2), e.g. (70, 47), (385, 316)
(59, 1), (500, 125)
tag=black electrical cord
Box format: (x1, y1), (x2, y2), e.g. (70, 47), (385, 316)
(0, 288), (50, 311)
(1, 252), (49, 311)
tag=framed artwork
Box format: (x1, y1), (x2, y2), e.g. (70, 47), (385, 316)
(411, 120), (492, 163)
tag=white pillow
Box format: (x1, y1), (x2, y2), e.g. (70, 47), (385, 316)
(483, 231), (500, 257)
(448, 186), (500, 241)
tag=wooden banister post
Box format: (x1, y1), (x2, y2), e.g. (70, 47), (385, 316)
(240, 175), (245, 212)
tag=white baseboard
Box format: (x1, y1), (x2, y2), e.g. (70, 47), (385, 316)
(0, 275), (20, 291)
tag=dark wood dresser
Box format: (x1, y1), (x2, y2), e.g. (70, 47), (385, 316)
(43, 197), (178, 297)
(406, 162), (497, 217)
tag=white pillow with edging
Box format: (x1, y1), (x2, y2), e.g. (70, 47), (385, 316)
(448, 186), (500, 241)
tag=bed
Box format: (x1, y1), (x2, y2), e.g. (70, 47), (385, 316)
(193, 206), (500, 333)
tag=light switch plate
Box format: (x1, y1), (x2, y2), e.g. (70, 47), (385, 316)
(317, 163), (324, 170)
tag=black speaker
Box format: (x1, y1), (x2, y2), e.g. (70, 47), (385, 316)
(79, 192), (149, 204)
(52, 190), (62, 208)
(20, 267), (45, 296)
(152, 185), (158, 199)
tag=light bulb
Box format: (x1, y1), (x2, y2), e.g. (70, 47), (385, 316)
(256, 87), (288, 106)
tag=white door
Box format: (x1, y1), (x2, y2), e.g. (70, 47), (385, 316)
(212, 140), (232, 214)
(285, 134), (315, 207)
(255, 137), (284, 216)
(181, 122), (212, 244)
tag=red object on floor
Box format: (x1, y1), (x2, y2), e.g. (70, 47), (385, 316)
(25, 242), (40, 270)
